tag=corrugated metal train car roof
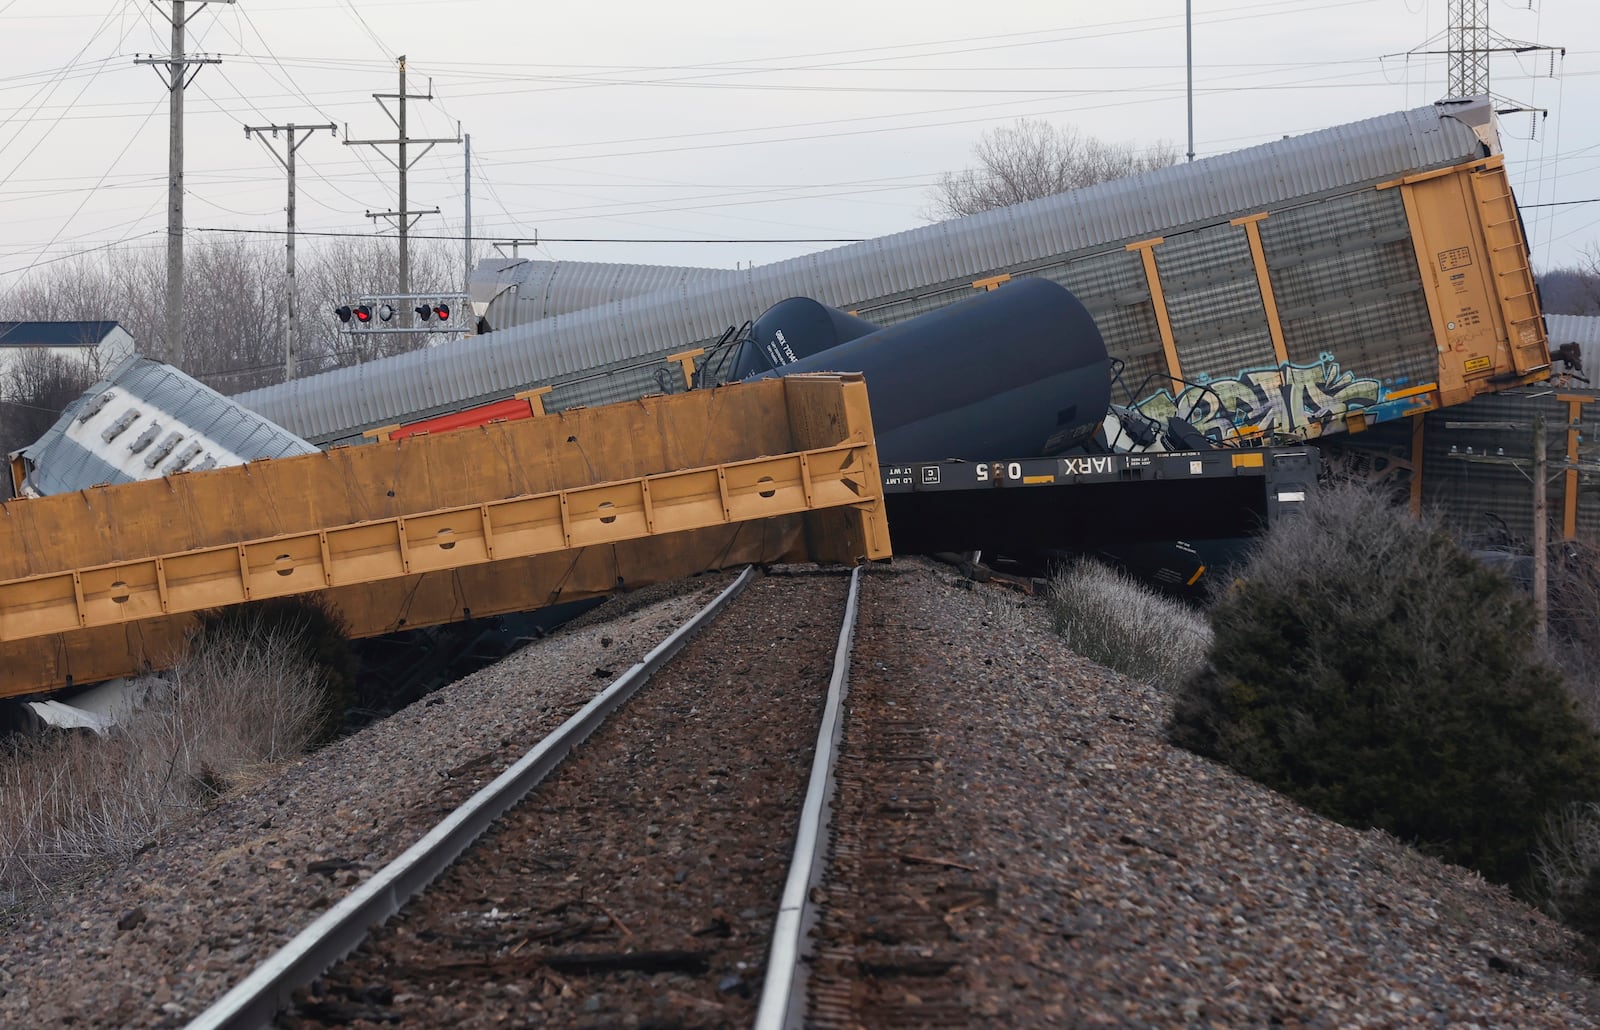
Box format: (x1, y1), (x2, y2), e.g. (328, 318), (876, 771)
(470, 258), (732, 328)
(235, 98), (1499, 445)
(15, 355), (318, 497)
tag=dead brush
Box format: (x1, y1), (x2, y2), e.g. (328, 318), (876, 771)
(1546, 536), (1600, 731)
(1046, 557), (1211, 688)
(0, 610), (328, 903)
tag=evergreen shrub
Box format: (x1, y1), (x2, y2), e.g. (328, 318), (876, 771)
(1167, 483), (1600, 891)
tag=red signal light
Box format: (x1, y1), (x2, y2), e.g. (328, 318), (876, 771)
(433, 303), (450, 321)
(353, 305), (372, 324)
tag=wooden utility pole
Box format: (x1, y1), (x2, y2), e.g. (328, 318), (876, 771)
(136, 0), (235, 368)
(345, 56), (459, 328)
(245, 123), (337, 381)
(1534, 412), (1548, 649)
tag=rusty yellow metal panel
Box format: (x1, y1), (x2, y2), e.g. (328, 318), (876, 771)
(1469, 163), (1548, 376)
(0, 380), (805, 582)
(0, 521), (812, 695)
(166, 547), (247, 612)
(0, 374), (890, 698)
(1396, 158), (1550, 407)
(781, 373), (891, 565)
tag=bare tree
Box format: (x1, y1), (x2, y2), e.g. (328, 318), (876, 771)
(0, 233), (467, 393)
(0, 349), (101, 496)
(930, 119), (1179, 220)
(298, 237), (461, 372)
(1538, 247), (1600, 317)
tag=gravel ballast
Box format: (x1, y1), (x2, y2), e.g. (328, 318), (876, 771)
(0, 556), (1596, 1026)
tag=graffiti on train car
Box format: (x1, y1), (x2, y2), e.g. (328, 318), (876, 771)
(1134, 357), (1385, 442)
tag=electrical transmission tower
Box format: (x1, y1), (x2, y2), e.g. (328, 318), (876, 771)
(136, 0), (236, 369)
(1447, 0), (1491, 98)
(1408, 0), (1562, 117)
(345, 56), (460, 328)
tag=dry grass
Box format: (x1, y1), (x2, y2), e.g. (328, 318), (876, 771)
(1046, 557), (1212, 688)
(1535, 802), (1600, 924)
(0, 611), (328, 905)
(1545, 537), (1600, 731)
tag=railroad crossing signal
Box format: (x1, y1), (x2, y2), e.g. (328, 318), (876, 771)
(335, 293), (465, 333)
(334, 304), (373, 324)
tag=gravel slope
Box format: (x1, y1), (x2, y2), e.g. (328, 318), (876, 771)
(0, 557), (1596, 1027)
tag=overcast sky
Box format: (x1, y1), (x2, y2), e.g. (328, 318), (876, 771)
(2, 0), (1597, 298)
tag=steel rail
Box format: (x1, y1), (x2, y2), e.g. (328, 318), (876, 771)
(754, 563), (863, 1030)
(186, 565), (757, 1030)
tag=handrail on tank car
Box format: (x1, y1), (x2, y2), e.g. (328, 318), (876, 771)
(691, 320), (753, 390)
(1120, 368), (1242, 444)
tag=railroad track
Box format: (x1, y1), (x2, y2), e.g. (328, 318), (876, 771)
(188, 564), (862, 1029)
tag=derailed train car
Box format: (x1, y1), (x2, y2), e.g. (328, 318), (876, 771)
(727, 277), (1113, 463)
(236, 96), (1548, 451)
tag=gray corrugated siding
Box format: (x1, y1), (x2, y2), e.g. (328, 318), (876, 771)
(1416, 385), (1600, 542)
(1156, 222), (1276, 385)
(1416, 315), (1600, 542)
(1318, 381), (1600, 543)
(472, 259), (732, 329)
(235, 99), (1496, 445)
(1260, 188), (1436, 390)
(1545, 313), (1600, 377)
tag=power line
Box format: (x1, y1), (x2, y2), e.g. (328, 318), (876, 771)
(189, 225), (865, 243)
(0, 229), (163, 277)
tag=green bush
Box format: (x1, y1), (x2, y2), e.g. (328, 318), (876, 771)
(1047, 558), (1211, 687)
(1167, 483), (1600, 891)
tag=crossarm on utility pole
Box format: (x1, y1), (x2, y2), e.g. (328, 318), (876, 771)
(343, 55), (461, 328)
(134, 0), (236, 369)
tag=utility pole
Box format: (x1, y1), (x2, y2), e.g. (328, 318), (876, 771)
(1185, 0), (1194, 163)
(136, 0), (235, 369)
(463, 132), (472, 294)
(1534, 412), (1549, 649)
(492, 236), (540, 259)
(1447, 413), (1561, 649)
(245, 122), (337, 381)
(345, 56), (460, 328)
